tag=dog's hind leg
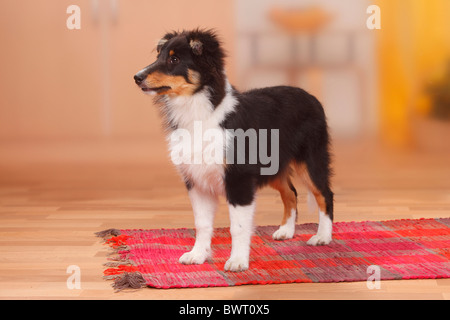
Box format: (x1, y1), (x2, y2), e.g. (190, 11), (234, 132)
(295, 162), (333, 246)
(270, 172), (298, 240)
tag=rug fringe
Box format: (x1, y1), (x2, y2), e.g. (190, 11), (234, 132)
(95, 228), (121, 239)
(97, 228), (146, 291)
(112, 272), (147, 292)
(103, 261), (122, 267)
(103, 258), (136, 267)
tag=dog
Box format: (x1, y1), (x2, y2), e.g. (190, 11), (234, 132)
(134, 29), (333, 272)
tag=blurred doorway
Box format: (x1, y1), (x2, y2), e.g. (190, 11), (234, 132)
(234, 0), (377, 139)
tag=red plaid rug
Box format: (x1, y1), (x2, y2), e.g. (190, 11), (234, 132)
(96, 218), (450, 290)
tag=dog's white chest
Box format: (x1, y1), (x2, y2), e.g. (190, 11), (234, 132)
(178, 162), (225, 194)
(164, 84), (236, 195)
(168, 121), (226, 195)
(166, 81), (237, 194)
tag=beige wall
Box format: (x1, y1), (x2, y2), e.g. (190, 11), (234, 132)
(0, 0), (236, 140)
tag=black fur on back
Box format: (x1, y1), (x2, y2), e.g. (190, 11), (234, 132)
(221, 86), (333, 218)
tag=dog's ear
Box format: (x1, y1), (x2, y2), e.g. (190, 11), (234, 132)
(190, 39), (203, 56)
(156, 32), (178, 54)
(156, 39), (168, 54)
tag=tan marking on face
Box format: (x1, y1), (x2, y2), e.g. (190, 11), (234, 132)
(169, 50), (175, 56)
(187, 69), (201, 85)
(145, 69), (200, 96)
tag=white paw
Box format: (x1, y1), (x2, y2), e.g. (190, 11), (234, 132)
(179, 249), (209, 265)
(272, 225), (295, 240)
(224, 256), (249, 272)
(307, 234), (332, 246)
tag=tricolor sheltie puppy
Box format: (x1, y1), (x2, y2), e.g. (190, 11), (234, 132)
(134, 29), (333, 272)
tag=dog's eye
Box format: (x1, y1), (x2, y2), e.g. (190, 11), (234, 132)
(169, 56), (180, 65)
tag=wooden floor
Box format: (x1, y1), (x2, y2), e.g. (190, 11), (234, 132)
(0, 137), (449, 300)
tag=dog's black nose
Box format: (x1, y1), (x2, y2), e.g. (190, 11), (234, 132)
(134, 74), (144, 85)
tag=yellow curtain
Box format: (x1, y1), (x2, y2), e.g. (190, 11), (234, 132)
(376, 0), (450, 147)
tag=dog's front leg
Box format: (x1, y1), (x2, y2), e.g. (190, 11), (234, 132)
(224, 201), (255, 272)
(179, 187), (218, 265)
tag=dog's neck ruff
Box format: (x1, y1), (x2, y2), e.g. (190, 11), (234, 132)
(161, 79), (237, 195)
(161, 80), (236, 130)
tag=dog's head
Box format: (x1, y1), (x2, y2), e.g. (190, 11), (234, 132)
(134, 29), (225, 99)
